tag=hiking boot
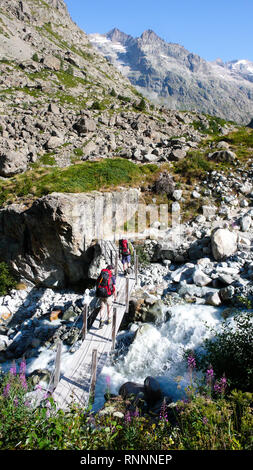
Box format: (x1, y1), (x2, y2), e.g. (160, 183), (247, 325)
(105, 318), (111, 325)
(99, 319), (104, 328)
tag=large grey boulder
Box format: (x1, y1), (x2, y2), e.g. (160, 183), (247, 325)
(193, 268), (212, 287)
(45, 136), (64, 150)
(42, 55), (61, 71)
(0, 189), (139, 287)
(211, 228), (238, 261)
(73, 117), (96, 135)
(208, 150), (237, 162)
(0, 150), (28, 177)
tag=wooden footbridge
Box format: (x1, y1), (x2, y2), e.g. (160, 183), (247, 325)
(52, 241), (138, 410)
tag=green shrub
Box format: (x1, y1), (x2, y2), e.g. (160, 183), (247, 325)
(196, 312), (253, 392)
(0, 262), (17, 296)
(175, 393), (252, 450)
(90, 100), (104, 110)
(39, 153), (56, 166)
(193, 115), (227, 136)
(117, 95), (131, 103)
(32, 52), (39, 62)
(173, 151), (214, 180)
(110, 88), (117, 97)
(134, 244), (151, 265)
(73, 147), (84, 157)
(134, 97), (146, 111)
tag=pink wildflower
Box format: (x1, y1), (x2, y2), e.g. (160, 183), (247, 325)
(187, 353), (196, 370)
(10, 361), (17, 376)
(125, 411), (131, 424)
(20, 373), (27, 390)
(3, 383), (10, 397)
(19, 358), (26, 375)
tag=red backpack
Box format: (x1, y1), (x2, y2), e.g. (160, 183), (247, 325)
(96, 269), (113, 298)
(120, 239), (130, 255)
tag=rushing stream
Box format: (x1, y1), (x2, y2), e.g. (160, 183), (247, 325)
(0, 296), (245, 412)
(92, 302), (227, 411)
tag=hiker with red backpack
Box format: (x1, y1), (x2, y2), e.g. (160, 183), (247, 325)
(96, 265), (117, 328)
(119, 239), (134, 276)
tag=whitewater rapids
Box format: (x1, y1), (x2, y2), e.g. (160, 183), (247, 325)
(92, 302), (227, 410)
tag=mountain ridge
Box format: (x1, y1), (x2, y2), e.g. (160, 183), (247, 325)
(89, 28), (253, 124)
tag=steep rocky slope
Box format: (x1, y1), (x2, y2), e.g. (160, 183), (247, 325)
(89, 28), (253, 125)
(0, 0), (217, 178)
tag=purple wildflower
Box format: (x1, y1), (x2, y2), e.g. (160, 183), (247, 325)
(10, 361), (17, 376)
(206, 367), (214, 379)
(133, 408), (139, 418)
(19, 358), (26, 375)
(202, 417), (208, 425)
(125, 410), (131, 424)
(206, 366), (214, 388)
(3, 383), (10, 397)
(20, 373), (27, 390)
(35, 384), (42, 392)
(187, 353), (196, 370)
(214, 381), (221, 393)
(159, 399), (168, 422)
(105, 375), (111, 386)
(14, 397), (19, 407)
(214, 375), (227, 395)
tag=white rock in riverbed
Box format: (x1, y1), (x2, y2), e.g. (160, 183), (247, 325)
(211, 228), (238, 261)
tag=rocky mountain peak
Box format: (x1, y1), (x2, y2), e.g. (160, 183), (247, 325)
(139, 29), (163, 44)
(107, 28), (132, 45)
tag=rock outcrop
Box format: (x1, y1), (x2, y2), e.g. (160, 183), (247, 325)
(0, 189), (139, 287)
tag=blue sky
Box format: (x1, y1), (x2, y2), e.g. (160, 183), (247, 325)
(65, 0), (253, 63)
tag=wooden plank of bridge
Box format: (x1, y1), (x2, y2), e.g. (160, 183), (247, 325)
(52, 274), (136, 410)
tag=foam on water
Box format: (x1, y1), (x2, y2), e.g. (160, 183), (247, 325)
(93, 303), (225, 411)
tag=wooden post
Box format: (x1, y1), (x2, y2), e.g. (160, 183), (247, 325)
(125, 276), (129, 313)
(53, 340), (62, 389)
(135, 254), (139, 285)
(110, 249), (113, 265)
(134, 250), (137, 280)
(90, 349), (98, 402)
(82, 304), (88, 341)
(111, 307), (117, 350)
